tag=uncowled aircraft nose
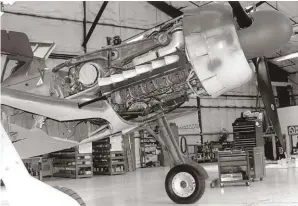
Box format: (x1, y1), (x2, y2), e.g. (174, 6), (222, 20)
(237, 10), (293, 60)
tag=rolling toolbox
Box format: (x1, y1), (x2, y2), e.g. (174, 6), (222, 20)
(211, 150), (251, 188)
(233, 116), (266, 181)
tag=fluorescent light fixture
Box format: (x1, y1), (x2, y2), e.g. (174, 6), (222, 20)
(245, 4), (259, 12)
(1, 0), (15, 16)
(272, 52), (298, 62)
(2, 0), (15, 5)
(245, 5), (253, 10)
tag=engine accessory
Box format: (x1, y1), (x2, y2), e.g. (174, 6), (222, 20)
(98, 55), (179, 86)
(132, 28), (184, 66)
(78, 62), (100, 87)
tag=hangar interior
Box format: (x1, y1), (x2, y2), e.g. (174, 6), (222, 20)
(1, 1), (298, 206)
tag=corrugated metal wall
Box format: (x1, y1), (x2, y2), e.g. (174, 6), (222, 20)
(170, 99), (201, 145)
(200, 76), (264, 142)
(168, 76), (263, 144)
(1, 1), (170, 54)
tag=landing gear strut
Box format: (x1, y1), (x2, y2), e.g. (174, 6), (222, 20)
(146, 114), (208, 204)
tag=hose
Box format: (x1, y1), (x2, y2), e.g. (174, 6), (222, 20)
(180, 136), (188, 155)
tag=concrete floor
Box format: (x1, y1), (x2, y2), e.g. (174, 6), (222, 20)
(1, 164), (298, 206)
(42, 164), (298, 206)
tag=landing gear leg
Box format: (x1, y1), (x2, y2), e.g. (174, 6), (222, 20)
(146, 114), (208, 204)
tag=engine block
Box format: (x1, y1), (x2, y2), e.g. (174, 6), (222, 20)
(110, 67), (192, 117)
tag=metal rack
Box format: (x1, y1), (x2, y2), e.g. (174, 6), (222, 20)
(22, 157), (54, 180)
(139, 130), (161, 168)
(23, 157), (43, 180)
(50, 147), (93, 179)
(92, 138), (126, 175)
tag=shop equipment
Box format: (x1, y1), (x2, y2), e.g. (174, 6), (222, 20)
(211, 150), (251, 188)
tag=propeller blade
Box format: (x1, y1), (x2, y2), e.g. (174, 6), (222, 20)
(228, 1), (252, 28)
(255, 57), (285, 149)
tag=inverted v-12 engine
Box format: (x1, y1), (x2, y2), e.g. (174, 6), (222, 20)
(50, 25), (203, 122)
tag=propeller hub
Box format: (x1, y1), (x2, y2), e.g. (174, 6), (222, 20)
(237, 10), (293, 60)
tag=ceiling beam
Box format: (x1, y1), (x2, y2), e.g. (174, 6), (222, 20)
(147, 1), (183, 18)
(82, 1), (108, 48)
(245, 1), (266, 12)
(190, 1), (212, 8)
(82, 1), (87, 53)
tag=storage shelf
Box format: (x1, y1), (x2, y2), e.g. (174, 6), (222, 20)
(111, 161), (125, 165)
(139, 129), (161, 168)
(92, 137), (126, 176)
(94, 171), (125, 175)
(53, 173), (76, 178)
(53, 158), (76, 162)
(53, 164), (76, 168)
(50, 147), (93, 179)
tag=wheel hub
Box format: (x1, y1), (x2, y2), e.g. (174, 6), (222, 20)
(172, 172), (196, 198)
(180, 181), (187, 188)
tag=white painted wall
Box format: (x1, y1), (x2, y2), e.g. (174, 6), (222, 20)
(278, 106), (298, 156)
(200, 75), (263, 142)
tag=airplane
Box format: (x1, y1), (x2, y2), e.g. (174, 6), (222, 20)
(0, 2), (294, 206)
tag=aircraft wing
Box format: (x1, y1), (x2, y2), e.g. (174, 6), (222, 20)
(10, 124), (78, 159)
